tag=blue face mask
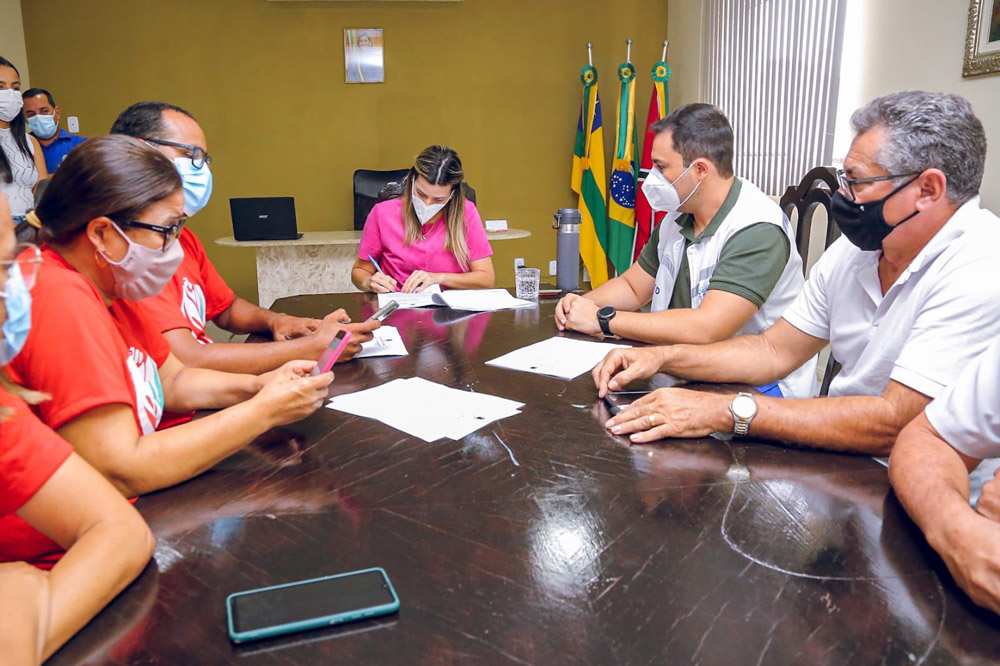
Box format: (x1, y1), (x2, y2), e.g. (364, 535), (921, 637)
(174, 157), (213, 217)
(27, 114), (58, 140)
(1, 264), (32, 366)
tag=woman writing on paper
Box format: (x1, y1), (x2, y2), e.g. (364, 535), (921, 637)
(352, 145), (495, 294)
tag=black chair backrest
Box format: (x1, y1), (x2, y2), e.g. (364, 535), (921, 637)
(377, 181), (477, 207)
(779, 166), (843, 396)
(354, 169), (479, 231)
(353, 168), (410, 231)
(779, 166), (841, 276)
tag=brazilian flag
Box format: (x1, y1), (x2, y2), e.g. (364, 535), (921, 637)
(608, 61), (639, 276)
(571, 65), (610, 287)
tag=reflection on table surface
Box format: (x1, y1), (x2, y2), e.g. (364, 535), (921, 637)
(50, 295), (1000, 665)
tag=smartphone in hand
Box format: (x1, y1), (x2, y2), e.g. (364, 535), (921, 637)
(310, 330), (353, 376)
(368, 300), (399, 322)
(603, 391), (652, 416)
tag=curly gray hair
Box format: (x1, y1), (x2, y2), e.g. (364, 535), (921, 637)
(850, 90), (986, 205)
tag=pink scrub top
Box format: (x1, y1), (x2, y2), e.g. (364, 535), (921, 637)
(358, 198), (493, 286)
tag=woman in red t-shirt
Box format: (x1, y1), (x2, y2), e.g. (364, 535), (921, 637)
(7, 136), (332, 500)
(0, 192), (153, 665)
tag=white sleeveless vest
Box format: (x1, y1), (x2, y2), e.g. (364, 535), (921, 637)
(651, 178), (818, 398)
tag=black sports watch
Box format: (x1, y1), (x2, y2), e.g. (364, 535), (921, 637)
(597, 305), (617, 337)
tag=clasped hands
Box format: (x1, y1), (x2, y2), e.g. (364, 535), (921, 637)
(555, 293), (603, 336)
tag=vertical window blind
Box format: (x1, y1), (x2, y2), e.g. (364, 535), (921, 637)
(702, 0), (847, 195)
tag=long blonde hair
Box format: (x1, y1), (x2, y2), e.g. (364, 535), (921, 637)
(400, 145), (470, 270)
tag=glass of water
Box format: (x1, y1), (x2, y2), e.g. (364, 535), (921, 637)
(515, 267), (541, 301)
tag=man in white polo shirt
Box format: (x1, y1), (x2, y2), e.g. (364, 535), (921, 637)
(591, 90), (1000, 455)
(890, 338), (1000, 614)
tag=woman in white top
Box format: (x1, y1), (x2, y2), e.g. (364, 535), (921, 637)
(0, 57), (47, 238)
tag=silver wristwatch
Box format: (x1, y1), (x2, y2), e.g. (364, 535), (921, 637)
(729, 392), (758, 436)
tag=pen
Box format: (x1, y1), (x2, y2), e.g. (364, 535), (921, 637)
(368, 254), (384, 275)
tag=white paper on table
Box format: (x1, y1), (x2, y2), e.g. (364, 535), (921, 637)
(485, 336), (630, 381)
(354, 326), (408, 358)
(326, 377), (524, 442)
(430, 289), (535, 312)
(377, 284), (442, 309)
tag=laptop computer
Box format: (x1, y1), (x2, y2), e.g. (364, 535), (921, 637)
(230, 197), (303, 241)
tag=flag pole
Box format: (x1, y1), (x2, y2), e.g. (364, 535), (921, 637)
(661, 40), (668, 61)
(587, 42), (593, 66)
(626, 38), (632, 64)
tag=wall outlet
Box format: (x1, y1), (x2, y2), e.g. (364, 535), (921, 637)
(67, 116), (80, 133)
(549, 260), (557, 276)
(514, 257), (525, 269)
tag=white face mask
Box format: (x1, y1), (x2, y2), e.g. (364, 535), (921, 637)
(641, 163), (701, 213)
(411, 185), (451, 225)
(0, 89), (23, 123)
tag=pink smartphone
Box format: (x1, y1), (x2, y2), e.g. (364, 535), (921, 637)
(310, 330), (353, 376)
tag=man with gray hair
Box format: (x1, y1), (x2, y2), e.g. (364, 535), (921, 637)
(591, 90), (1000, 455)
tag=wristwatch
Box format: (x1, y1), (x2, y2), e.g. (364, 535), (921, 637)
(729, 392), (758, 436)
(597, 306), (617, 337)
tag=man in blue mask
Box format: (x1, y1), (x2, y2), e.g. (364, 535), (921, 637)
(110, 102), (377, 377)
(22, 88), (86, 173)
(592, 91), (1000, 456)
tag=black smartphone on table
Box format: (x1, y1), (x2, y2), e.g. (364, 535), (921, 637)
(603, 391), (652, 415)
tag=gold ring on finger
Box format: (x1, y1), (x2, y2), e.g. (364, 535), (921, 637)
(648, 413), (657, 427)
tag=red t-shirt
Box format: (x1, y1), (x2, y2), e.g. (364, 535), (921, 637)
(116, 228), (236, 345)
(0, 387), (74, 568)
(7, 249), (171, 435)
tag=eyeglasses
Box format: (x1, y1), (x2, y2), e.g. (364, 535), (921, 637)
(144, 137), (212, 170)
(113, 218), (186, 252)
(0, 243), (41, 296)
(835, 168), (921, 202)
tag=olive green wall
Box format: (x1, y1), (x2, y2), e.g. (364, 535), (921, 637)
(21, 0), (669, 303)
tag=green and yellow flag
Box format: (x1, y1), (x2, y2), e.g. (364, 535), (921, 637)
(608, 61), (639, 275)
(571, 65), (610, 287)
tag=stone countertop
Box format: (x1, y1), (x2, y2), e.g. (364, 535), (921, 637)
(215, 228), (531, 248)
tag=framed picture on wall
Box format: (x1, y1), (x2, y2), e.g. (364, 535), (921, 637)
(964, 0), (1000, 77)
(345, 28), (384, 83)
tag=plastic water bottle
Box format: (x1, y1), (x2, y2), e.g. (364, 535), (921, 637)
(553, 208), (581, 292)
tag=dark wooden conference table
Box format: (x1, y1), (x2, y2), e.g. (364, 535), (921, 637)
(51, 295), (1000, 665)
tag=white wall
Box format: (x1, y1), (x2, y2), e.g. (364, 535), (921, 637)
(835, 0), (1000, 209)
(0, 0), (29, 85)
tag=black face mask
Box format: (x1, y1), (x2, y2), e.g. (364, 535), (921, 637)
(830, 175), (920, 251)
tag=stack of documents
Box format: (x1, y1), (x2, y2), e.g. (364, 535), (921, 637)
(431, 289), (534, 312)
(326, 377), (524, 442)
(486, 336), (629, 380)
(376, 287), (533, 312)
(355, 326), (408, 358)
